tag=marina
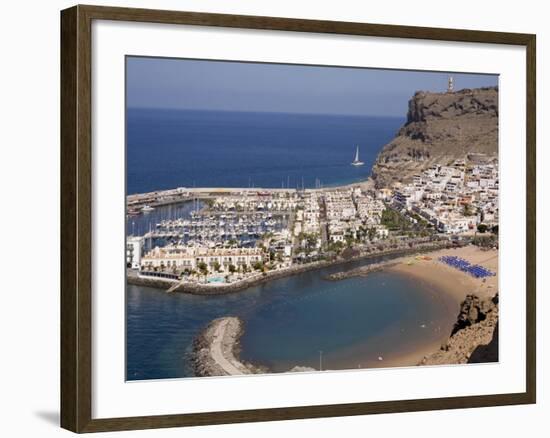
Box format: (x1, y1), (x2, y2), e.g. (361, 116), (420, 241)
(146, 211), (290, 244)
(128, 200), (292, 260)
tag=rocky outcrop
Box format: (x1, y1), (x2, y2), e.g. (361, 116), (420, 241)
(372, 87), (498, 188)
(419, 293), (498, 365)
(450, 293), (497, 336)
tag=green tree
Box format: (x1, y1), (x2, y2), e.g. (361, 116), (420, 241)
(306, 233), (318, 249)
(477, 223), (488, 233)
(198, 262), (208, 276)
(228, 264), (236, 274)
(367, 227), (377, 241)
(462, 203), (475, 216)
(328, 241), (344, 255)
(381, 208), (409, 231)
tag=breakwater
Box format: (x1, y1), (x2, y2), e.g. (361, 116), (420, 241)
(326, 261), (399, 281)
(191, 317), (263, 376)
(192, 317), (319, 376)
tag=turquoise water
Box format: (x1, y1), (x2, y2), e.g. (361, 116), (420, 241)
(126, 257), (457, 380)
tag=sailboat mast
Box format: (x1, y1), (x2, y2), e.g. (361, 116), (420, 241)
(351, 145), (364, 166)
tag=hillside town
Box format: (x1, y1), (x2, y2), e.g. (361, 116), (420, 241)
(126, 155), (498, 287)
(392, 156), (498, 234)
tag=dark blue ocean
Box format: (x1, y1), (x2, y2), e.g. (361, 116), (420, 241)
(126, 109), (403, 194)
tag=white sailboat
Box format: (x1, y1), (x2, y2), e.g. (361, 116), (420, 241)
(351, 146), (364, 166)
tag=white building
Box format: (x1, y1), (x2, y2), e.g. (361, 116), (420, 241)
(141, 244), (266, 273)
(437, 216), (472, 234)
(375, 225), (389, 238)
(126, 236), (143, 269)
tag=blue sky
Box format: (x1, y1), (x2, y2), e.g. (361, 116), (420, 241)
(126, 56), (498, 117)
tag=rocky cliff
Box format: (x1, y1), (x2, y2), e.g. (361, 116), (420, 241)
(372, 86), (498, 188)
(419, 293), (499, 365)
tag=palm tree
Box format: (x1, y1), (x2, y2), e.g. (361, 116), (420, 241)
(197, 262), (208, 278)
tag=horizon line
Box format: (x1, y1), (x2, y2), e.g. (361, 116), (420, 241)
(126, 107), (407, 118)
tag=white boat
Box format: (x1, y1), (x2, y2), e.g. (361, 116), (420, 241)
(351, 146), (364, 166)
(141, 204), (155, 212)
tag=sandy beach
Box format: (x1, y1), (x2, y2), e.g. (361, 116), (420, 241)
(387, 245), (498, 305)
(325, 244), (499, 369)
(379, 245), (499, 367)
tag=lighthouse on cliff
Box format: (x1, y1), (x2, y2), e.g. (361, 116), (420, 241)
(447, 75), (454, 93)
